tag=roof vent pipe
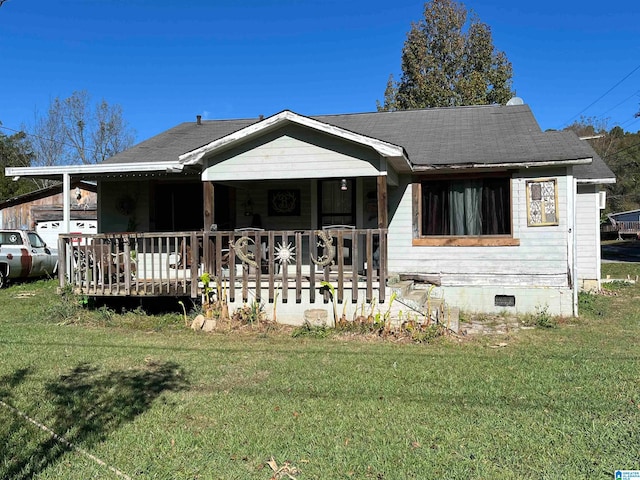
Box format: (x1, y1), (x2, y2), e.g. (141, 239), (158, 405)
(196, 115), (202, 125)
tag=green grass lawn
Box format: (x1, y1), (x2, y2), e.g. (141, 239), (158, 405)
(0, 278), (638, 479)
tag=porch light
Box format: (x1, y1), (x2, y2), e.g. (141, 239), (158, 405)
(341, 179), (348, 191)
(244, 197), (253, 216)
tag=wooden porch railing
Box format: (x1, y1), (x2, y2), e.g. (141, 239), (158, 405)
(58, 229), (388, 304)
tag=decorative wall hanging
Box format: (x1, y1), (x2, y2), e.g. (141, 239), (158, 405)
(526, 178), (558, 226)
(116, 194), (136, 216)
(274, 242), (296, 265)
(310, 230), (335, 267)
(268, 189), (300, 216)
(229, 236), (258, 268)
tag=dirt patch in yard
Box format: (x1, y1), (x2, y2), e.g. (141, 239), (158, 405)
(459, 314), (530, 336)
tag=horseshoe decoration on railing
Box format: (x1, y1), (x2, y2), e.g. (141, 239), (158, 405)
(310, 230), (335, 267)
(229, 236), (258, 268)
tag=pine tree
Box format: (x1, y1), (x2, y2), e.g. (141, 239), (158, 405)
(378, 0), (514, 111)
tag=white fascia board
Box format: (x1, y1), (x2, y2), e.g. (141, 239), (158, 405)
(576, 178), (616, 184)
(179, 110), (407, 165)
(412, 157), (593, 171)
(5, 161), (183, 177)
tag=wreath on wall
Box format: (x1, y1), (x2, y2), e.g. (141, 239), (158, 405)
(116, 194), (137, 216)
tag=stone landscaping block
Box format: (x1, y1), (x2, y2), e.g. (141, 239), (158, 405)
(202, 318), (217, 332)
(304, 308), (329, 327)
(191, 314), (205, 330)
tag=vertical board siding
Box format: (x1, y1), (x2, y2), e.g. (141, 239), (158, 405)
(1, 188), (97, 230)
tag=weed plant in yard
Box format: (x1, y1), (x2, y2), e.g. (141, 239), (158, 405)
(0, 278), (639, 479)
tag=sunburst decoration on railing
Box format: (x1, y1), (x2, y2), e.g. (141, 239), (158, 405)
(229, 236), (258, 268)
(310, 230), (335, 267)
(274, 242), (296, 265)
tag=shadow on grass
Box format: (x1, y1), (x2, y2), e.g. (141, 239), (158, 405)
(0, 361), (188, 479)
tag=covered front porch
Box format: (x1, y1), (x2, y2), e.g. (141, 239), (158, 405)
(58, 228), (388, 322)
(11, 110), (409, 322)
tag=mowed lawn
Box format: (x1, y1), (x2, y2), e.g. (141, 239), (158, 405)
(0, 268), (639, 479)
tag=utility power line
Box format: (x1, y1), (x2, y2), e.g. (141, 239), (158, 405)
(595, 89), (640, 119)
(560, 63), (640, 128)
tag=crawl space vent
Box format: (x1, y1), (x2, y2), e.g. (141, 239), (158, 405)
(495, 295), (516, 307)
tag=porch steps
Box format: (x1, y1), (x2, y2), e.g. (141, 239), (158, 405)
(390, 279), (460, 333)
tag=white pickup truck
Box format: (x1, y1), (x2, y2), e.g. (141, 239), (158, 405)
(0, 230), (58, 288)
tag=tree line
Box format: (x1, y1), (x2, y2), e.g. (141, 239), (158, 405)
(566, 119), (640, 214)
(1, 90), (135, 197)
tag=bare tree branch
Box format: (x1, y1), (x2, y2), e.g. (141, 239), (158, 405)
(31, 90), (136, 167)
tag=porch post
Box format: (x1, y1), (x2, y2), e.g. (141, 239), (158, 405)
(376, 175), (388, 228)
(62, 173), (71, 233)
(203, 181), (214, 231)
(377, 175), (388, 302)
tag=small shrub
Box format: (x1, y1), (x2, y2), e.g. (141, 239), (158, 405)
(96, 305), (116, 324)
(404, 322), (446, 343)
(291, 321), (331, 338)
(523, 305), (557, 328)
(44, 287), (86, 324)
(231, 301), (266, 326)
(46, 298), (82, 323)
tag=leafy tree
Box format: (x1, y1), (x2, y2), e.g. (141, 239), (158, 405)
(603, 130), (640, 213)
(565, 117), (617, 159)
(31, 90), (135, 167)
(0, 125), (37, 201)
(378, 0), (514, 111)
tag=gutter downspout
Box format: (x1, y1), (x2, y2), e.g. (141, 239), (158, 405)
(568, 172), (578, 317)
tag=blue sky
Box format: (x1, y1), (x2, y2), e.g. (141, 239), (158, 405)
(1, 0), (639, 143)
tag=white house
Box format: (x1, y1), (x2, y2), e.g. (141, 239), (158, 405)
(6, 104), (615, 321)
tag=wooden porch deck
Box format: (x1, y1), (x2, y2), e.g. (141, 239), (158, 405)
(58, 229), (388, 304)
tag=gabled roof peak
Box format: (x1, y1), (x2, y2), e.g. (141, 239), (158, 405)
(178, 109), (407, 166)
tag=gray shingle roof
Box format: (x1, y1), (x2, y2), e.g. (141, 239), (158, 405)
(104, 104), (614, 181)
(103, 118), (256, 165)
(572, 153), (614, 181)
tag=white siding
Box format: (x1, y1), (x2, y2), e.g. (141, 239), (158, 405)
(576, 184), (600, 289)
(202, 125), (384, 181)
(387, 169), (574, 315)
